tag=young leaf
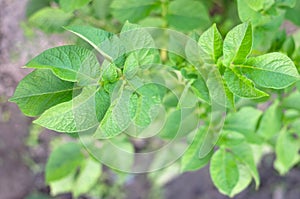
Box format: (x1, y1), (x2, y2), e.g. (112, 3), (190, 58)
(257, 100), (282, 140)
(239, 52), (299, 89)
(181, 128), (213, 172)
(198, 24), (223, 64)
(111, 0), (159, 23)
(46, 142), (84, 183)
(59, 0), (91, 12)
(166, 0), (210, 31)
(210, 147), (239, 196)
(224, 68), (268, 99)
(28, 8), (72, 33)
(223, 23), (252, 66)
(9, 69), (77, 117)
(101, 61), (119, 83)
(274, 128), (300, 175)
(25, 45), (100, 84)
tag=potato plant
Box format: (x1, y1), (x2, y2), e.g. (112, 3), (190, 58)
(12, 0), (300, 198)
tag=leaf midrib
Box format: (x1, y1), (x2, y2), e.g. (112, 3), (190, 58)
(10, 87), (81, 100)
(236, 65), (299, 78)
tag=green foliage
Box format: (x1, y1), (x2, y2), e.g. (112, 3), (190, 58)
(166, 0), (210, 31)
(45, 142), (84, 183)
(14, 0), (300, 198)
(28, 7), (73, 33)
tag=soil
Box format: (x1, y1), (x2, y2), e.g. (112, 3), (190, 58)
(0, 1), (300, 199)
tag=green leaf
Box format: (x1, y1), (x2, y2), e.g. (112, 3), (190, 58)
(210, 147), (239, 196)
(230, 164), (252, 197)
(65, 25), (113, 57)
(224, 107), (263, 143)
(46, 142), (84, 183)
(129, 84), (163, 128)
(49, 171), (74, 196)
(124, 49), (160, 79)
(95, 86), (132, 138)
(159, 108), (198, 139)
(28, 8), (73, 33)
(59, 0), (91, 12)
(166, 0), (210, 31)
(9, 70), (76, 117)
(34, 87), (108, 133)
(198, 24), (223, 64)
(25, 0), (51, 17)
(73, 158), (102, 197)
(95, 135), (134, 171)
(190, 77), (210, 104)
(224, 81), (235, 109)
(282, 91), (300, 111)
(244, 0), (266, 11)
(257, 100), (282, 139)
(230, 143), (260, 189)
(239, 53), (299, 89)
(274, 128), (300, 175)
(218, 130), (246, 147)
(25, 45), (100, 85)
(181, 128), (213, 172)
(276, 0), (296, 7)
(224, 68), (268, 99)
(101, 61), (119, 83)
(281, 36), (295, 57)
(237, 0), (280, 27)
(286, 0), (300, 25)
(92, 0), (112, 19)
(111, 0), (159, 23)
(223, 23), (252, 66)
